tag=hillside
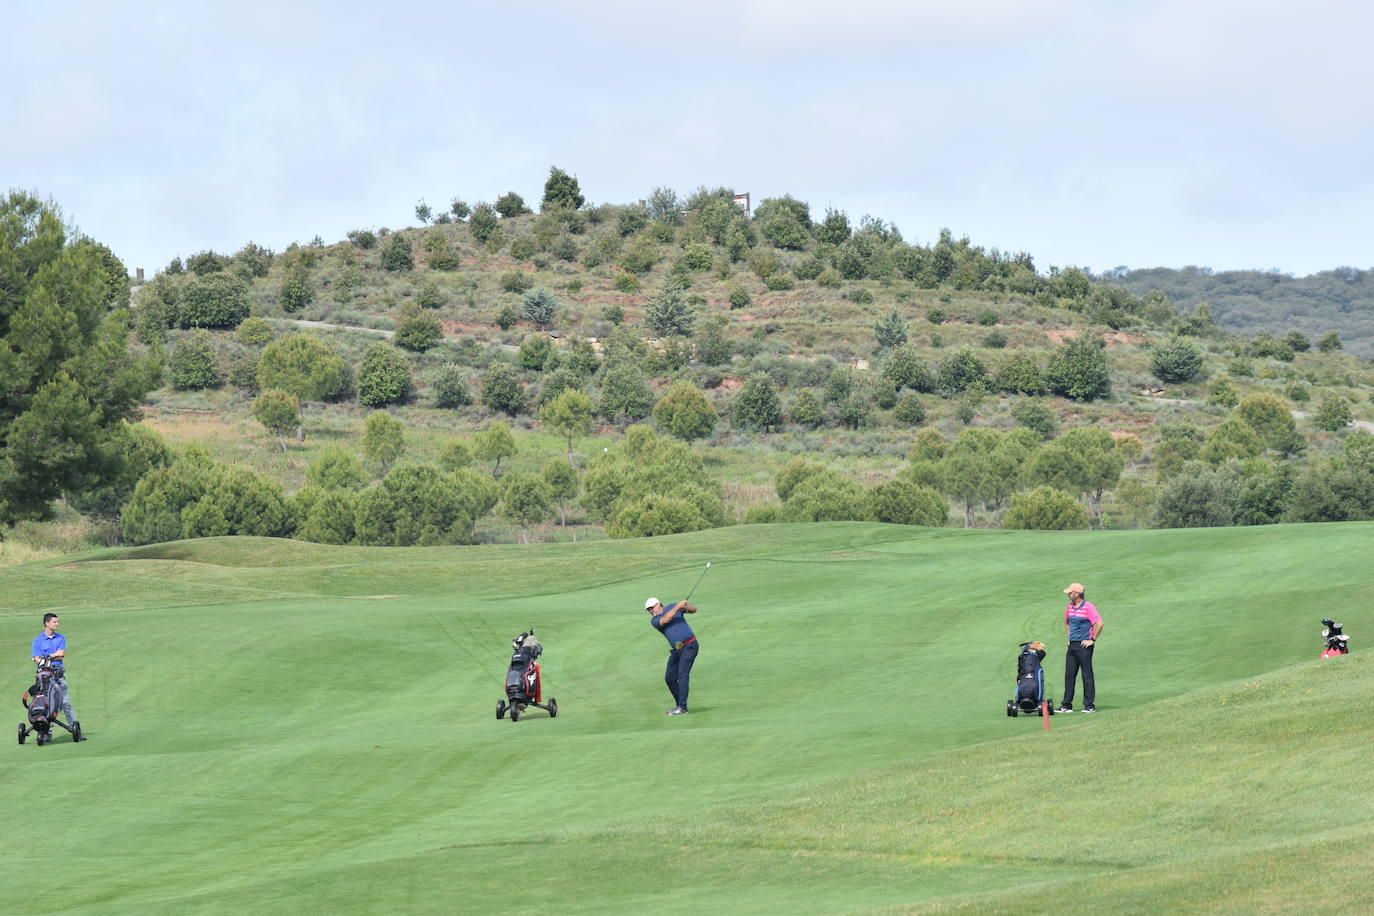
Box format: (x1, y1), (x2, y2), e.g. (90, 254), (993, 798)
(1113, 265), (1374, 357)
(3, 523), (1372, 912)
(7, 177), (1374, 557)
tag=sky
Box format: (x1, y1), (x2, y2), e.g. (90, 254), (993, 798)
(5, 0), (1372, 278)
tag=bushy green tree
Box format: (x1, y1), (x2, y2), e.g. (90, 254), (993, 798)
(541, 166), (585, 212)
(518, 286), (557, 329)
(541, 459), (579, 525)
(1316, 331), (1343, 353)
(256, 333), (350, 401)
(122, 449), (293, 544)
(780, 471), (868, 522)
(653, 381), (716, 442)
(66, 423), (173, 523)
(481, 363), (525, 415)
(169, 331), (222, 389)
(495, 192), (531, 218)
(1011, 397), (1057, 438)
(791, 388), (826, 428)
(994, 353), (1044, 395)
(541, 388), (594, 463)
(430, 364), (472, 408)
(1149, 337), (1203, 384)
(469, 203), (499, 242)
(252, 389), (300, 451)
(355, 464), (477, 546)
(774, 457), (826, 501)
(874, 309), (908, 348)
(438, 440), (473, 472)
(582, 427), (726, 537)
(1045, 335), (1111, 401)
(279, 261), (314, 313)
(868, 479), (948, 526)
(1235, 393), (1301, 455)
(882, 346), (934, 392)
(473, 421), (516, 476)
(361, 411), (406, 474)
(1313, 396), (1353, 432)
(380, 234), (413, 272)
(0, 193), (159, 524)
(294, 487), (356, 544)
(1003, 487), (1090, 530)
(598, 365), (654, 423)
(1201, 417), (1264, 465)
(498, 472), (552, 543)
(357, 342), (413, 407)
(176, 272), (251, 328)
(732, 373), (783, 431)
(305, 443), (368, 490)
(1152, 461), (1241, 528)
(937, 347), (989, 393)
(235, 316), (274, 345)
(393, 307), (444, 352)
(645, 287), (694, 337)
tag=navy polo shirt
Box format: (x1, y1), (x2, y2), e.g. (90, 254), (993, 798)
(651, 601), (695, 647)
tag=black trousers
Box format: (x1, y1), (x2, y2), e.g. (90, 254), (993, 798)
(665, 641), (699, 710)
(1063, 643), (1095, 707)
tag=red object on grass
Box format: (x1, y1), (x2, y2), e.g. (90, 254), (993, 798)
(1040, 701), (1050, 730)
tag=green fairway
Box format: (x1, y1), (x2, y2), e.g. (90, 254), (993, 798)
(3, 522), (1372, 914)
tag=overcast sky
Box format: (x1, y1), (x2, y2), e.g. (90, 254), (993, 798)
(6, 0), (1371, 278)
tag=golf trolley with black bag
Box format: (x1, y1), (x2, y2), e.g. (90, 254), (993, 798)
(18, 656), (81, 746)
(496, 630), (557, 722)
(1007, 641), (1056, 717)
(1320, 618), (1350, 659)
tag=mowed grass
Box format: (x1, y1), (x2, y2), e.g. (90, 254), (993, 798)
(2, 521), (1372, 914)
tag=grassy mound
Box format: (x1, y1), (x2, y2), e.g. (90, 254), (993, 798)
(2, 522), (1370, 912)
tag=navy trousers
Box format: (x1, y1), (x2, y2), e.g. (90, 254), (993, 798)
(664, 641), (699, 710)
(1063, 643), (1095, 708)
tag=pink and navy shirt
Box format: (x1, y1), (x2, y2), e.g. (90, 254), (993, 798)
(1065, 600), (1101, 642)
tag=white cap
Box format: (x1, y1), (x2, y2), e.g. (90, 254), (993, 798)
(645, 597), (661, 609)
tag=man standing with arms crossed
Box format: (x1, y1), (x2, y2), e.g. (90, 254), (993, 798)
(645, 597), (699, 716)
(1056, 583), (1103, 714)
(32, 612), (84, 738)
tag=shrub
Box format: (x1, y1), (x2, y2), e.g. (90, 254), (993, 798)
(438, 440), (473, 471)
(1003, 487), (1091, 530)
(645, 288), (695, 337)
(1011, 397), (1057, 439)
(469, 203), (499, 242)
(306, 443), (368, 490)
(480, 363), (525, 415)
(295, 488), (357, 544)
(1313, 396), (1353, 432)
(347, 229), (377, 249)
(892, 393), (925, 425)
(882, 346), (934, 392)
(423, 231), (460, 270)
(983, 330), (1008, 349)
(168, 332), (222, 389)
(518, 334), (557, 371)
(501, 271), (535, 294)
(279, 262), (314, 313)
(393, 308), (444, 352)
(977, 309), (998, 326)
(765, 272), (796, 291)
(679, 243), (715, 272)
(495, 304), (520, 330)
(361, 411), (406, 473)
(869, 479), (948, 526)
(781, 471), (868, 522)
(256, 334), (349, 401)
(598, 365), (654, 422)
(235, 316), (273, 345)
(1316, 331), (1343, 353)
(380, 234), (413, 272)
(653, 381), (717, 441)
(177, 273), (251, 328)
(510, 236), (537, 261)
(357, 342), (413, 407)
(521, 287), (558, 328)
(1207, 376), (1240, 407)
(848, 287), (875, 304)
(790, 388), (825, 428)
(494, 192), (530, 218)
(733, 373), (783, 432)
(874, 309), (908, 348)
(1150, 337), (1204, 383)
(620, 234), (660, 274)
(541, 166), (584, 211)
(994, 353), (1044, 395)
(1045, 336), (1111, 401)
(926, 308), (947, 325)
(816, 268), (842, 288)
(937, 347), (989, 393)
(728, 285), (751, 309)
(416, 280), (447, 310)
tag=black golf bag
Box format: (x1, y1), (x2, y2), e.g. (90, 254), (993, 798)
(496, 630), (558, 722)
(1320, 618), (1350, 659)
(19, 657), (80, 746)
(1007, 642), (1055, 717)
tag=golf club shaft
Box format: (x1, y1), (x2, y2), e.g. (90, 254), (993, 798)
(684, 562), (711, 602)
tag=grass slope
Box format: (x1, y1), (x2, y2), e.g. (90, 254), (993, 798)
(2, 522), (1371, 914)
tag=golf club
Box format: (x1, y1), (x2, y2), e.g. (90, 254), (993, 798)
(684, 561), (711, 602)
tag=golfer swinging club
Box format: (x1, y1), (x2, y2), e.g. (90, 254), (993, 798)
(645, 596), (699, 715)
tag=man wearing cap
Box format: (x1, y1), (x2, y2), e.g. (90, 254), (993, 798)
(1055, 583), (1103, 714)
(645, 597), (699, 715)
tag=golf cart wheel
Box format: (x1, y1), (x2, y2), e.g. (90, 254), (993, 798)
(509, 703), (520, 722)
(496, 700), (507, 720)
(18, 723), (26, 745)
(548, 698), (558, 718)
(72, 722), (82, 743)
(1046, 699), (1055, 716)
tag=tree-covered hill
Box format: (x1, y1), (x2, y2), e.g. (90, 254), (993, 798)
(1111, 265), (1374, 357)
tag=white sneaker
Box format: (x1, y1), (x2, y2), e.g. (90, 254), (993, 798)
(1054, 706), (1073, 714)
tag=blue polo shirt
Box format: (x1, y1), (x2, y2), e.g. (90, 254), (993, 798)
(651, 601), (695, 647)
(32, 632), (66, 668)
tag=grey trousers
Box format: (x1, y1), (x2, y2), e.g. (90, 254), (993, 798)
(53, 677), (77, 724)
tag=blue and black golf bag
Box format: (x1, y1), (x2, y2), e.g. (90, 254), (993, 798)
(1007, 641), (1055, 717)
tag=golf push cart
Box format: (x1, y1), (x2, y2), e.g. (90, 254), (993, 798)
(1007, 641), (1056, 717)
(496, 629), (558, 722)
(19, 656), (82, 746)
